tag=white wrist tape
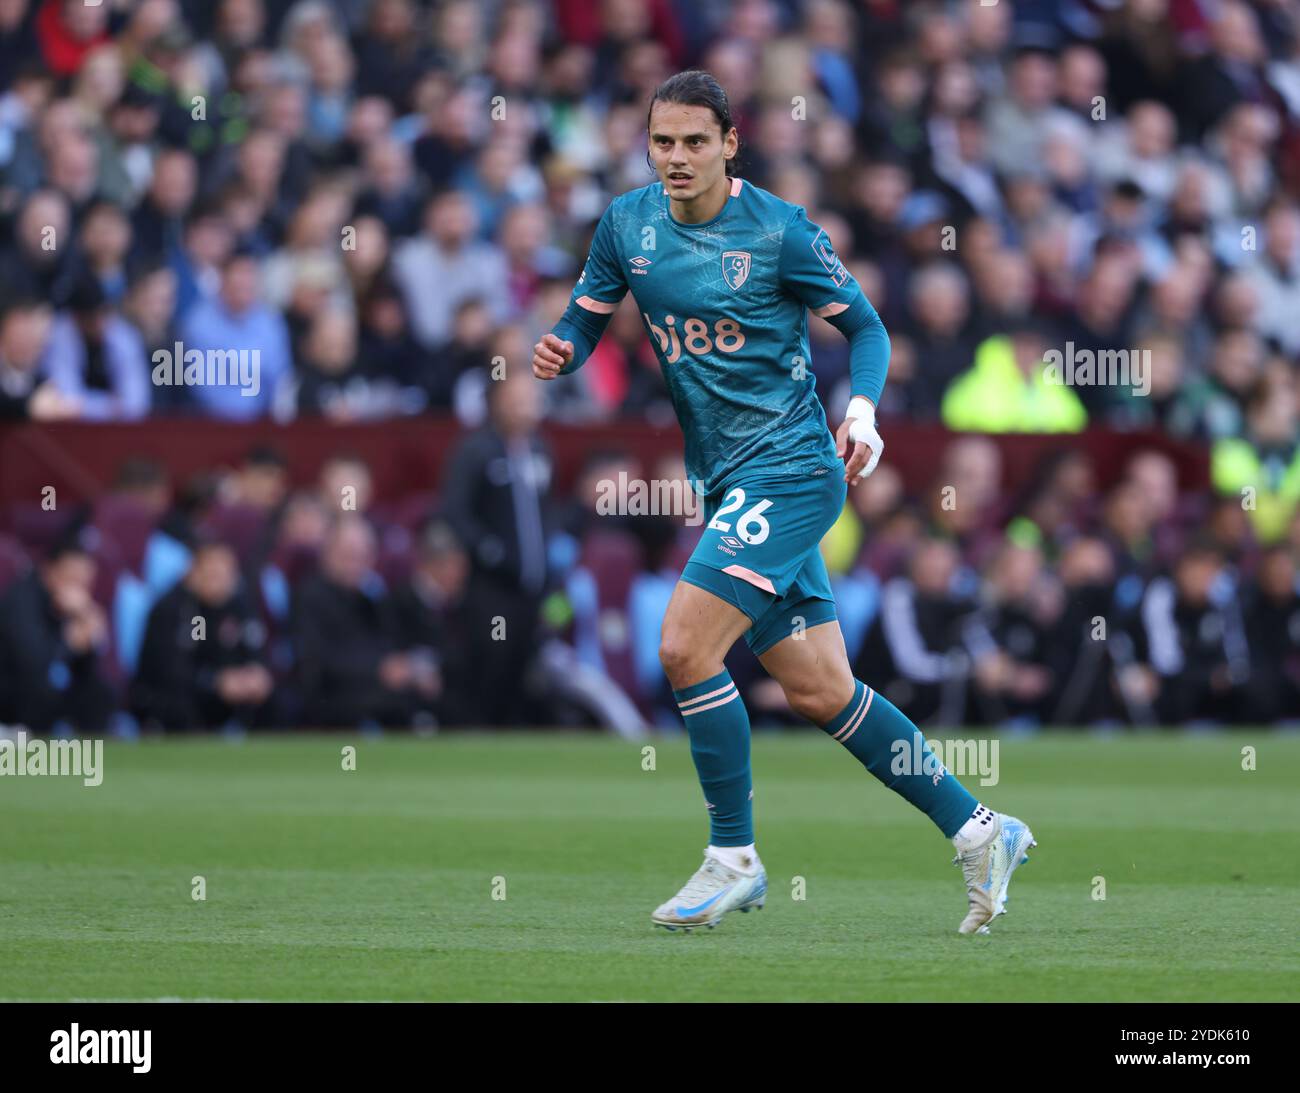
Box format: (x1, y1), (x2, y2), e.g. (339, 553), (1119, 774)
(844, 397), (883, 480)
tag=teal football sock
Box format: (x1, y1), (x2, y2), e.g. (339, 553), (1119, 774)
(673, 669), (754, 846)
(820, 680), (979, 838)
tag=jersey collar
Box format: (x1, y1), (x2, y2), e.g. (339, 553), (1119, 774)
(663, 177), (744, 230)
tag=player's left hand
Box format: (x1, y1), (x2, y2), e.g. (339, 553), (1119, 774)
(533, 333), (573, 380)
(836, 397), (883, 484)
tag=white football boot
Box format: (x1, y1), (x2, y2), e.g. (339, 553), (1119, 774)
(953, 813), (1037, 935)
(651, 851), (767, 932)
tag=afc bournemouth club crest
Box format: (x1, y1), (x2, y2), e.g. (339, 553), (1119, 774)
(722, 250), (751, 290)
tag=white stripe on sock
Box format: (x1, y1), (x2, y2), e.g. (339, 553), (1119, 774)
(677, 681), (736, 710)
(680, 689), (739, 716)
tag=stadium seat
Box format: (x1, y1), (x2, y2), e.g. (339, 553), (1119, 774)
(92, 495), (160, 577)
(0, 533), (31, 594)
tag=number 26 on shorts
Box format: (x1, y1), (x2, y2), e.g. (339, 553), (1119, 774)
(707, 488), (773, 545)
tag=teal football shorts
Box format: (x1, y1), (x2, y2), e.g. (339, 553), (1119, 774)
(679, 468), (847, 656)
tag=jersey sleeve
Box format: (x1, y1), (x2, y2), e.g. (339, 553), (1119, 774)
(779, 208), (890, 406)
(552, 206), (629, 374)
(778, 207), (858, 313)
(575, 205), (628, 308)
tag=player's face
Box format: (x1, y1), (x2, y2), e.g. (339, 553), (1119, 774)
(648, 102), (737, 205)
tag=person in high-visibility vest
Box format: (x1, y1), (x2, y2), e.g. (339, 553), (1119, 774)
(941, 328), (1088, 434)
(1211, 384), (1300, 545)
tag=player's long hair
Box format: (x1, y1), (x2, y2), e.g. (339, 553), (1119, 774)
(646, 70), (740, 178)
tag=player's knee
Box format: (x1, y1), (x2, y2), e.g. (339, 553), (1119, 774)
(658, 631), (712, 689)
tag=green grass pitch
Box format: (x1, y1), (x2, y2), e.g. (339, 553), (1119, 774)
(1, 731), (1296, 1001)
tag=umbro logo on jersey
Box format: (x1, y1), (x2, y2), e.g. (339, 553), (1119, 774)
(629, 255), (652, 275)
(721, 536), (743, 549)
(722, 250), (751, 290)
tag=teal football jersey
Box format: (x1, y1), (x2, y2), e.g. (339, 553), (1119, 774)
(565, 178), (872, 496)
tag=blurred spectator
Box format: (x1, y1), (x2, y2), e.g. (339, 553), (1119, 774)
(985, 45), (1080, 178)
(442, 367), (555, 724)
(1100, 477), (1159, 589)
(232, 444), (289, 514)
(317, 451), (374, 515)
(130, 147), (198, 265)
(1240, 547), (1300, 723)
(1180, 1), (1272, 140)
(942, 324), (1087, 434)
(392, 189), (508, 349)
(1124, 448), (1184, 560)
(1243, 199), (1300, 356)
(340, 213), (391, 301)
(268, 488), (329, 586)
(42, 272), (150, 420)
(1044, 535), (1125, 725)
(177, 248), (292, 419)
(904, 262), (976, 417)
(967, 541), (1055, 724)
(1212, 380), (1300, 544)
(1179, 327), (1265, 440)
(0, 296), (79, 420)
(354, 137), (426, 238)
(122, 261), (179, 381)
(391, 517), (473, 726)
(1, 189), (76, 306)
(1123, 540), (1248, 724)
(1007, 448), (1097, 559)
(75, 199), (133, 304)
(357, 273), (428, 400)
(297, 307), (423, 419)
(171, 201), (235, 322)
(99, 83), (163, 209)
(35, 0), (110, 79)
(262, 184), (352, 318)
(131, 538), (273, 731)
(925, 434), (1005, 565)
(854, 536), (978, 726)
(109, 455), (172, 521)
(353, 0), (437, 110)
(0, 533), (113, 734)
(291, 513), (436, 728)
(0, 2), (40, 95)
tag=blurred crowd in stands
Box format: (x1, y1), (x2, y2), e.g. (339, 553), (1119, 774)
(2, 377), (1298, 733)
(1, 0), (1299, 729)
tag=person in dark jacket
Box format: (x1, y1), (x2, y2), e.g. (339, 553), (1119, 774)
(1124, 540), (1249, 724)
(966, 541), (1055, 725)
(441, 368), (556, 725)
(131, 539), (274, 731)
(0, 296), (79, 421)
(1042, 536), (1127, 725)
(853, 536), (982, 726)
(1240, 547), (1300, 724)
(291, 514), (436, 727)
(0, 535), (114, 734)
(391, 518), (474, 726)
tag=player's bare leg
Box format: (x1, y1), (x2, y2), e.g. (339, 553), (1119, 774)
(650, 580), (767, 931)
(755, 618), (856, 725)
(759, 621), (1037, 934)
(658, 579), (752, 692)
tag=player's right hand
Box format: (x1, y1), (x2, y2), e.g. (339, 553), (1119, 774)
(533, 333), (573, 380)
